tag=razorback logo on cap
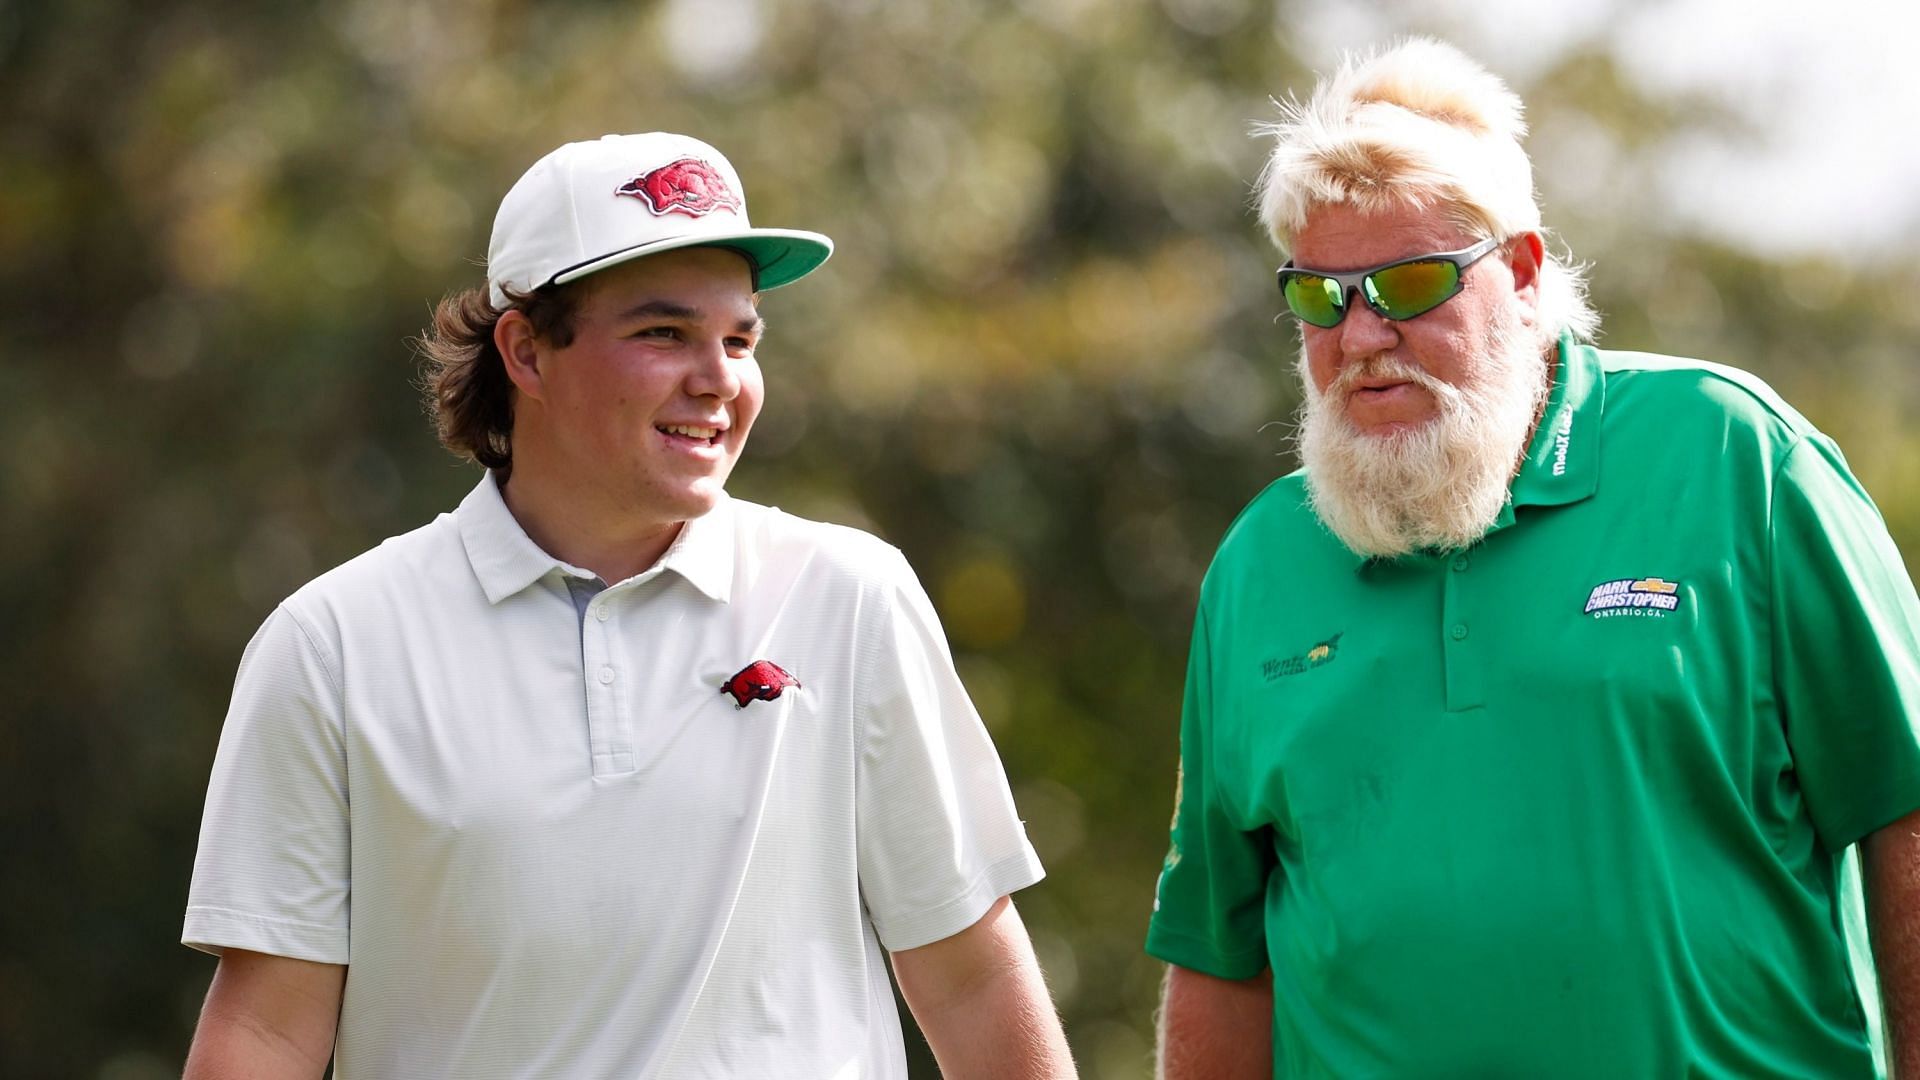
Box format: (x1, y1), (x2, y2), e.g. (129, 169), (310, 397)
(616, 158), (743, 218)
(720, 660), (800, 708)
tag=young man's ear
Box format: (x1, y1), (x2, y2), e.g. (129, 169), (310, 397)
(495, 310), (548, 402)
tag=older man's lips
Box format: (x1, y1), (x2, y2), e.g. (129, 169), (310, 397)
(1350, 378), (1416, 401)
(1343, 379), (1431, 429)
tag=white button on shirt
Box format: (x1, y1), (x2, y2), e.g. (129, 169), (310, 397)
(184, 473), (1044, 1079)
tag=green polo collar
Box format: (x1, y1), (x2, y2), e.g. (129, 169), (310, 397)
(1505, 329), (1603, 516)
(1339, 330), (1603, 570)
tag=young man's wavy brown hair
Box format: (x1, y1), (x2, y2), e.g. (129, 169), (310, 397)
(414, 284), (580, 479)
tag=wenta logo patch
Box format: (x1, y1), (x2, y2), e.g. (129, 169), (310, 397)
(1584, 577), (1681, 619)
(1262, 633), (1343, 681)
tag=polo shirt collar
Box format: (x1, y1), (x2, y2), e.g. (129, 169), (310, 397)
(653, 496), (734, 604)
(1337, 329), (1604, 571)
(456, 472), (735, 605)
(1503, 329), (1603, 517)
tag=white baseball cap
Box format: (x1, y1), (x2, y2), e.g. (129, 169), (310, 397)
(485, 132), (834, 308)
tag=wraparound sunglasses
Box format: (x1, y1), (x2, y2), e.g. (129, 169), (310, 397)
(1277, 236), (1503, 328)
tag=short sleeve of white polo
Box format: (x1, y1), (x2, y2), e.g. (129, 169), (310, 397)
(855, 549), (1044, 951)
(183, 605), (350, 964)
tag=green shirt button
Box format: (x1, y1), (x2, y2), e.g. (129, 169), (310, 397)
(1449, 623), (1468, 641)
(1452, 554), (1471, 572)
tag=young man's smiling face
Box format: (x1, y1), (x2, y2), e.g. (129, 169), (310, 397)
(520, 245), (764, 531)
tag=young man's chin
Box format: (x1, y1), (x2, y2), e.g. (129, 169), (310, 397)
(657, 482), (729, 521)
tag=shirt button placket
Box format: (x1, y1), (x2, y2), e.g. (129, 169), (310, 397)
(1441, 551), (1484, 711)
(581, 589), (630, 776)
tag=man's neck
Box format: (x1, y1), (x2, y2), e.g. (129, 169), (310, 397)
(496, 469), (685, 586)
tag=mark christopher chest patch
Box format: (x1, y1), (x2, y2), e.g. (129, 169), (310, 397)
(1584, 577), (1682, 618)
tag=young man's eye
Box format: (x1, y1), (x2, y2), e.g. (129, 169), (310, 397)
(635, 326), (680, 341)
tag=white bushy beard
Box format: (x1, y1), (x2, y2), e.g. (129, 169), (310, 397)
(1296, 316), (1550, 559)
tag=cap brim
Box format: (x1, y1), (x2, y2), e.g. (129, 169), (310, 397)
(549, 228), (834, 293)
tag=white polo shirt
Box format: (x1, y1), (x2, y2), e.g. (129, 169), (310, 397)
(184, 474), (1044, 1079)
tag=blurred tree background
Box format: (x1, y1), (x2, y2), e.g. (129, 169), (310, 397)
(4, 0), (1917, 1076)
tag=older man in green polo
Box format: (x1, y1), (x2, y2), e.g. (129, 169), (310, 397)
(1149, 39), (1920, 1078)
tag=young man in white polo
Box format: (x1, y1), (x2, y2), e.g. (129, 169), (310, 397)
(182, 132), (1076, 1079)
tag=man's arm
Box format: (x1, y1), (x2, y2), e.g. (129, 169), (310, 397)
(183, 949), (345, 1080)
(889, 895), (1076, 1079)
(1157, 963), (1271, 1079)
(1867, 805), (1920, 1079)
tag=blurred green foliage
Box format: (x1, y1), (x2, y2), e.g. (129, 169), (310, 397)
(5, 1), (1918, 1077)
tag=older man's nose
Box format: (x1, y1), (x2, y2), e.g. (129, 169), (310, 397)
(1338, 293), (1401, 358)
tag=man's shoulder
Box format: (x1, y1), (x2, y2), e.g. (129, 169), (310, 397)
(1202, 472), (1338, 596)
(1596, 347), (1815, 444)
(279, 510), (469, 628)
(1216, 472), (1318, 552)
(727, 499), (915, 590)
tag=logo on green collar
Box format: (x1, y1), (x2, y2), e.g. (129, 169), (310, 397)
(1550, 403), (1573, 477)
(1261, 632), (1344, 681)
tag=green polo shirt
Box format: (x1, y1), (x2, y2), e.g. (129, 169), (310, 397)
(1147, 333), (1920, 1078)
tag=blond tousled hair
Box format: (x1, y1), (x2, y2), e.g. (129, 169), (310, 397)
(1256, 38), (1600, 342)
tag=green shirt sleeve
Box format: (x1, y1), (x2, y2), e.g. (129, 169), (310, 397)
(1771, 433), (1920, 850)
(1145, 600), (1275, 978)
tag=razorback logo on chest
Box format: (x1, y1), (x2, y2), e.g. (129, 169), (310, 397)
(720, 660), (801, 708)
